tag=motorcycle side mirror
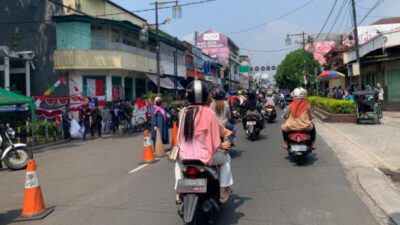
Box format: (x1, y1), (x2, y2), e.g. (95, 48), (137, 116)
(6, 123), (10, 128)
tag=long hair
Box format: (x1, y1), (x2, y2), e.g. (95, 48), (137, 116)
(213, 100), (225, 116)
(183, 107), (199, 142)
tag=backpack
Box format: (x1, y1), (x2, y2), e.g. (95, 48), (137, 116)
(336, 89), (344, 100)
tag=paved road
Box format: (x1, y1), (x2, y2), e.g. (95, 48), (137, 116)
(0, 109), (379, 225)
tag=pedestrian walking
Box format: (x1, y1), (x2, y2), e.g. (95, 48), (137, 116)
(92, 103), (102, 137)
(150, 97), (169, 148)
(111, 103), (120, 135)
(375, 83), (384, 104)
(82, 109), (92, 141)
(62, 105), (72, 140)
(122, 101), (133, 135)
(101, 104), (111, 134)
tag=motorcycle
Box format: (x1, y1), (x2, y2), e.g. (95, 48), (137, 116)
(0, 124), (33, 170)
(287, 131), (312, 165)
(279, 100), (285, 109)
(244, 115), (260, 141)
(265, 105), (277, 123)
(177, 160), (222, 225)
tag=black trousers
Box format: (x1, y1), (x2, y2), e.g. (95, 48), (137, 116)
(282, 123), (316, 142)
(63, 125), (70, 139)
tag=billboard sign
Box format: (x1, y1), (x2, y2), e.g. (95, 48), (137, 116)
(198, 30), (230, 63)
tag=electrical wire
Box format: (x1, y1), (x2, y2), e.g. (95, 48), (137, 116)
(314, 0), (338, 41)
(325, 0), (348, 40)
(225, 0), (315, 35)
(357, 0), (384, 25)
(94, 0), (216, 17)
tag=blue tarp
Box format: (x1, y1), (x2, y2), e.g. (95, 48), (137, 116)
(168, 77), (184, 90)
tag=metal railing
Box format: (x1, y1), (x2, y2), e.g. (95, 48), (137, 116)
(91, 34), (156, 59)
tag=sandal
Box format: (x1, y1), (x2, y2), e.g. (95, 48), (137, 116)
(175, 199), (182, 205)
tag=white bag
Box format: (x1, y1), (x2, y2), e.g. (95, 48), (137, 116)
(69, 119), (84, 139)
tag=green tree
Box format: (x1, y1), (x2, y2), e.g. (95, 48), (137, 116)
(274, 49), (321, 90)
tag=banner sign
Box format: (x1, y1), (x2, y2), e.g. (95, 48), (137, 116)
(198, 30), (230, 63)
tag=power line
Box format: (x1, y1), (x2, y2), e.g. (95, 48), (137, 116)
(241, 46), (299, 53)
(358, 0), (384, 25)
(94, 0), (216, 17)
(325, 0), (348, 40)
(225, 0), (315, 35)
(314, 0), (338, 40)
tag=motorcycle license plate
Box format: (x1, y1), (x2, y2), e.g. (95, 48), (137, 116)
(247, 121), (256, 125)
(177, 179), (207, 193)
(290, 144), (308, 152)
(267, 109), (273, 111)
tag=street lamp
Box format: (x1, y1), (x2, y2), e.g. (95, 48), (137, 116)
(149, 0), (182, 94)
(172, 1), (182, 19)
(285, 35), (292, 46)
(284, 32), (309, 89)
(139, 25), (149, 42)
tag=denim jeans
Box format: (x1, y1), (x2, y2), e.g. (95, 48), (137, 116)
(123, 119), (132, 132)
(225, 123), (236, 142)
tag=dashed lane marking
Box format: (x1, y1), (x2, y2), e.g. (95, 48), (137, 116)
(128, 164), (149, 174)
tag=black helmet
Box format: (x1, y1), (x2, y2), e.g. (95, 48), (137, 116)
(186, 80), (209, 105)
(247, 90), (256, 99)
(211, 88), (226, 100)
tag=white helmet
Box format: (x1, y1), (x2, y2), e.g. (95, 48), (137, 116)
(293, 87), (307, 99)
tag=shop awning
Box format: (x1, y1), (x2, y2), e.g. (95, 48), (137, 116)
(146, 74), (175, 89)
(168, 77), (184, 90)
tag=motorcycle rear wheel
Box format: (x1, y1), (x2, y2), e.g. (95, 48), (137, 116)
(4, 147), (33, 170)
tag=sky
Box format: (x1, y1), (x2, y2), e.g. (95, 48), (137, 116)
(113, 0), (400, 71)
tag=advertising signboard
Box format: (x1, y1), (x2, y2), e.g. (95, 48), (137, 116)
(198, 30), (230, 63)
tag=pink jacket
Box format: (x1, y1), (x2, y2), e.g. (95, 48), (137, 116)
(178, 106), (221, 165)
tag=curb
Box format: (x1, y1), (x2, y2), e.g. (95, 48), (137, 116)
(358, 168), (400, 225)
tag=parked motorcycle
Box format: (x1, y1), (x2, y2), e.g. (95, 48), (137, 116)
(265, 105), (277, 123)
(287, 131), (312, 165)
(177, 160), (222, 225)
(244, 115), (260, 141)
(0, 124), (33, 170)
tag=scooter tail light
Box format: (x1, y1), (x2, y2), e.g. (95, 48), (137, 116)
(186, 167), (200, 177)
(266, 105), (273, 109)
(247, 117), (256, 121)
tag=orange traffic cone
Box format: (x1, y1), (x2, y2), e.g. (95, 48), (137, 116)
(16, 159), (54, 221)
(139, 130), (158, 165)
(155, 128), (166, 158)
(170, 121), (178, 149)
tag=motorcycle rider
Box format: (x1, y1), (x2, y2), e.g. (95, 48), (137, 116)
(243, 90), (263, 128)
(279, 92), (285, 105)
(211, 88), (237, 143)
(265, 91), (276, 107)
(175, 80), (233, 204)
(282, 88), (316, 149)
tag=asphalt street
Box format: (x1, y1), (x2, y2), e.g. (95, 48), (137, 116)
(0, 109), (379, 225)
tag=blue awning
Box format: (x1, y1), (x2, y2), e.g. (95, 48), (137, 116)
(168, 77), (184, 90)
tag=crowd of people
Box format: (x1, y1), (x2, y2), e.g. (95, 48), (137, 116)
(62, 100), (138, 141)
(323, 83), (384, 103)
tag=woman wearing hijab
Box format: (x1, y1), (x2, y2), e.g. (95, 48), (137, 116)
(174, 80), (233, 204)
(150, 97), (169, 147)
(282, 88), (316, 149)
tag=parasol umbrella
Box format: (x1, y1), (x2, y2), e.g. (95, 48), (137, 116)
(318, 71), (345, 80)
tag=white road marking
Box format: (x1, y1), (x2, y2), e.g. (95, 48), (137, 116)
(128, 164), (149, 174)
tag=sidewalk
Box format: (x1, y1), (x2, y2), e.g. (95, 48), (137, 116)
(383, 111), (400, 127)
(316, 119), (400, 224)
(321, 115), (400, 172)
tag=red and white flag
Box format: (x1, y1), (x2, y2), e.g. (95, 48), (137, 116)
(86, 79), (104, 97)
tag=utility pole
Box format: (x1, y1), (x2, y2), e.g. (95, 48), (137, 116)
(174, 37), (178, 98)
(351, 0), (362, 88)
(155, 0), (161, 93)
(194, 31), (198, 80)
(302, 31), (308, 89)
